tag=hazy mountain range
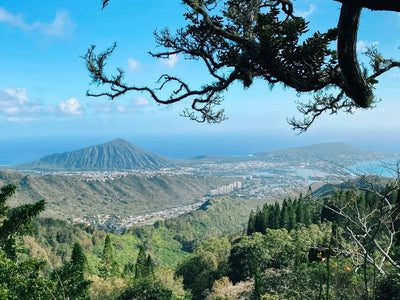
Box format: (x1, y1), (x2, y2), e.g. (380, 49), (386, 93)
(1, 139), (397, 221)
(253, 142), (393, 165)
(7, 139), (396, 172)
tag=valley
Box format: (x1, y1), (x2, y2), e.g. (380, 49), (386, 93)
(2, 138), (400, 299)
(3, 2), (400, 297)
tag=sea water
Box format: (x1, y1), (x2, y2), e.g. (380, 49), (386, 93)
(348, 159), (400, 178)
(0, 134), (304, 166)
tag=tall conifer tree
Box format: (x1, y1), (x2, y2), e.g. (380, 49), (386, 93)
(135, 245), (147, 279)
(71, 242), (87, 272)
(52, 242), (91, 299)
(247, 210), (256, 235)
(101, 234), (118, 279)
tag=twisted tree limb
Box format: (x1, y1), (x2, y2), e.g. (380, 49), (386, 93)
(338, 3), (373, 108)
(88, 0), (400, 130)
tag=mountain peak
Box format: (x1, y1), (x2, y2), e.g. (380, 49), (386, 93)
(105, 138), (131, 145)
(14, 139), (178, 171)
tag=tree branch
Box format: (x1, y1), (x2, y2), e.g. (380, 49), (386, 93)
(86, 0), (399, 129)
(334, 0), (400, 12)
(337, 3), (373, 108)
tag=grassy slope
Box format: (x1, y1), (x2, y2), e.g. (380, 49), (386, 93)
(0, 170), (234, 219)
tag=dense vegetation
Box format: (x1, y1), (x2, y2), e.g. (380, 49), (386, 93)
(241, 183), (400, 299)
(1, 178), (400, 299)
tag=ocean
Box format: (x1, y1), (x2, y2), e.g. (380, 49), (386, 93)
(0, 134), (302, 166)
(1, 135), (400, 167)
(348, 159), (400, 178)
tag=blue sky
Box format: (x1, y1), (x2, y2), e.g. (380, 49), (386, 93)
(0, 0), (400, 160)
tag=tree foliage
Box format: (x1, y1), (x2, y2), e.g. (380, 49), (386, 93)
(176, 237), (231, 299)
(117, 278), (172, 300)
(52, 242), (92, 300)
(134, 245), (155, 280)
(85, 0), (400, 131)
(71, 241), (88, 271)
(247, 196), (314, 235)
(0, 185), (54, 298)
(241, 176), (400, 298)
(100, 234), (119, 279)
(0, 184), (94, 299)
(0, 184), (45, 260)
(0, 251), (54, 299)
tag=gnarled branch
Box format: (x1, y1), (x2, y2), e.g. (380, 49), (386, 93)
(86, 0), (399, 130)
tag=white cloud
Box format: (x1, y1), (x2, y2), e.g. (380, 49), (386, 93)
(160, 54), (179, 68)
(0, 88), (85, 120)
(0, 7), (31, 30)
(57, 97), (83, 115)
(294, 5), (316, 18)
(0, 88), (41, 118)
(133, 97), (150, 107)
(0, 7), (75, 36)
(357, 40), (379, 52)
(127, 58), (140, 72)
(35, 11), (76, 37)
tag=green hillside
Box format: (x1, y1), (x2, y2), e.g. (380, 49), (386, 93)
(29, 196), (269, 268)
(0, 170), (234, 219)
(7, 176), (400, 299)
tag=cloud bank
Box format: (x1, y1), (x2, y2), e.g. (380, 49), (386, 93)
(0, 88), (41, 119)
(0, 7), (76, 36)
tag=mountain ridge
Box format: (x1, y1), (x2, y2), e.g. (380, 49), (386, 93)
(255, 142), (369, 156)
(0, 169), (234, 219)
(13, 138), (179, 171)
(253, 142), (395, 164)
(7, 140), (398, 173)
